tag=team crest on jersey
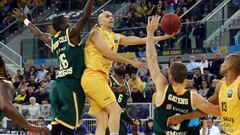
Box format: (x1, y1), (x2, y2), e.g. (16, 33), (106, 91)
(114, 37), (119, 43)
(166, 104), (172, 110)
(228, 90), (233, 98)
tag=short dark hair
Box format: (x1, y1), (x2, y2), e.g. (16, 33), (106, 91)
(52, 15), (66, 32)
(226, 53), (240, 74)
(170, 62), (188, 83)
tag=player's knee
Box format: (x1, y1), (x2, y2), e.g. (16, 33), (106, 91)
(96, 117), (108, 129)
(108, 103), (122, 115)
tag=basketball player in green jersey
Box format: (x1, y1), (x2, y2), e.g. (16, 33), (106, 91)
(146, 16), (220, 135)
(0, 56), (49, 134)
(106, 62), (135, 135)
(12, 0), (94, 134)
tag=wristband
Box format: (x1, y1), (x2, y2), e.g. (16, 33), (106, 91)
(23, 18), (30, 26)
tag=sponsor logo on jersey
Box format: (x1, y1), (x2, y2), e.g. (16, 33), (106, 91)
(228, 90), (233, 98)
(114, 37), (119, 43)
(166, 104), (172, 110)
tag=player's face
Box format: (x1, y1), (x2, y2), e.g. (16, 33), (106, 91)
(114, 62), (126, 75)
(220, 58), (231, 76)
(101, 12), (115, 28)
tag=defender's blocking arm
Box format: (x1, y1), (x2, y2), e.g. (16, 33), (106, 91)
(69, 0), (94, 45)
(12, 9), (51, 45)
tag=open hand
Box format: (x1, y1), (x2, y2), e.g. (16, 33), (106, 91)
(12, 8), (27, 21)
(147, 15), (161, 35)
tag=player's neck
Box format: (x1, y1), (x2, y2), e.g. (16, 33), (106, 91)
(225, 72), (239, 86)
(172, 82), (186, 94)
(172, 82), (186, 95)
(112, 73), (124, 80)
(101, 26), (112, 32)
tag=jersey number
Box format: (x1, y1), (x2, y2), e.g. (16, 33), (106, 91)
(118, 94), (123, 103)
(59, 53), (69, 69)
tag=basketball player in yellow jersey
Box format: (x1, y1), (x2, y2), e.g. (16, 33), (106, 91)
(81, 11), (175, 135)
(167, 53), (240, 135)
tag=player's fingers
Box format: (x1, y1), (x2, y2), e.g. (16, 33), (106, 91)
(157, 16), (161, 22)
(155, 15), (158, 22)
(167, 119), (169, 126)
(15, 8), (20, 14)
(12, 13), (16, 18)
(148, 17), (151, 24)
(12, 9), (18, 15)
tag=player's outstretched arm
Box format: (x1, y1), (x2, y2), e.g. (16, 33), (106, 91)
(69, 0), (94, 44)
(167, 82), (221, 126)
(192, 92), (220, 117)
(12, 9), (51, 45)
(0, 81), (49, 134)
(120, 33), (175, 46)
(146, 16), (168, 101)
(90, 30), (144, 69)
(120, 26), (175, 46)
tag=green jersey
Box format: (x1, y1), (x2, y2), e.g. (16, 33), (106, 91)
(109, 75), (130, 108)
(0, 111), (4, 121)
(51, 28), (85, 80)
(153, 85), (193, 135)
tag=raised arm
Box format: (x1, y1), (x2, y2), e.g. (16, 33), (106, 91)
(146, 16), (168, 104)
(0, 81), (49, 134)
(120, 30), (174, 46)
(12, 9), (51, 46)
(69, 0), (94, 44)
(90, 30), (144, 69)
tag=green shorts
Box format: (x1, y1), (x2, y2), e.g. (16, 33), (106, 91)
(50, 78), (85, 130)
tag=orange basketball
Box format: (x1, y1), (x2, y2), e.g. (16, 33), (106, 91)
(160, 13), (181, 34)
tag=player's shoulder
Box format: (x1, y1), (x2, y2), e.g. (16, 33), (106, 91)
(0, 78), (14, 90)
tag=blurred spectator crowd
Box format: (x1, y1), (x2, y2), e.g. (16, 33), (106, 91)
(0, 0), (47, 31)
(114, 0), (196, 29)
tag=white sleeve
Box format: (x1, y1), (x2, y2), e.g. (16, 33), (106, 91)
(215, 126), (221, 135)
(199, 128), (203, 135)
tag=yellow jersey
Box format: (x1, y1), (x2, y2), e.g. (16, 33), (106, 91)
(219, 76), (240, 135)
(84, 26), (123, 76)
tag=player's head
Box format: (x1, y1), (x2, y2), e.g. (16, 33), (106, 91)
(52, 15), (71, 32)
(220, 53), (240, 76)
(113, 62), (126, 75)
(98, 11), (114, 29)
(169, 62), (188, 84)
(0, 56), (7, 78)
